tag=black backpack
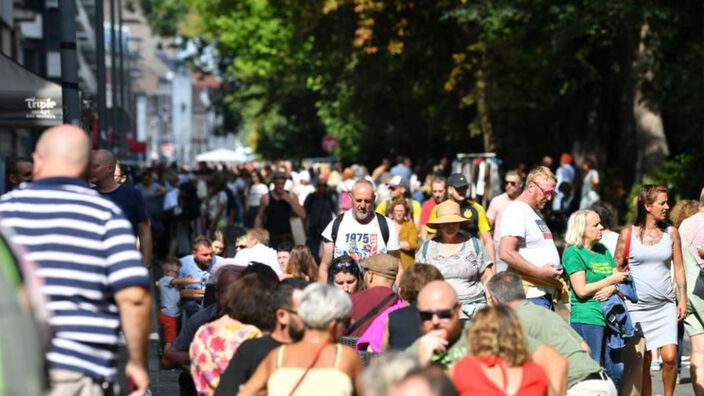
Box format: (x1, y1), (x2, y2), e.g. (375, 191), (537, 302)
(330, 212), (390, 246)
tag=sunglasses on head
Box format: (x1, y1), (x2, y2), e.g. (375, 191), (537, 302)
(418, 305), (458, 321)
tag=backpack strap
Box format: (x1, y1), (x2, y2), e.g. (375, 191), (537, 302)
(330, 213), (345, 245)
(623, 225), (633, 270)
(346, 292), (396, 335)
(420, 240), (430, 261)
(470, 237), (480, 254)
(375, 212), (390, 245)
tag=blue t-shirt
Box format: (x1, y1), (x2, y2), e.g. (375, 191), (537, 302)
(158, 276), (181, 317)
(98, 183), (149, 235)
(179, 254), (223, 289)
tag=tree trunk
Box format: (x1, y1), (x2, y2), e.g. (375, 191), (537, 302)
(632, 21), (669, 182)
(475, 54), (495, 152)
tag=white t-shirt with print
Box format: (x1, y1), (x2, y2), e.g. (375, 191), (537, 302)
(321, 210), (400, 263)
(500, 200), (560, 298)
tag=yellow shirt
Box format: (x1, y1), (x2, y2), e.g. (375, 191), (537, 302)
(398, 221), (419, 269)
(426, 199), (490, 235)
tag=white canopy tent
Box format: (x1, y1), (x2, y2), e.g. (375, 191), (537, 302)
(195, 147), (255, 163)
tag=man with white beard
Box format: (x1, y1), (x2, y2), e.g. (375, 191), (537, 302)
(318, 179), (401, 281)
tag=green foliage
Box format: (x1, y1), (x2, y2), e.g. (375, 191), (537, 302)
(138, 0), (704, 191)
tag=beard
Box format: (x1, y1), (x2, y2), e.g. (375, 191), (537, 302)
(353, 208), (370, 221)
(289, 323), (305, 342)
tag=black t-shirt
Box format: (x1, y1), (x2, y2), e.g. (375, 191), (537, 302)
(388, 305), (421, 350)
(98, 183), (148, 235)
(214, 335), (283, 396)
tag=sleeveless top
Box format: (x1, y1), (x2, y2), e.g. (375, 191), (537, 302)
(267, 344), (353, 396)
(453, 356), (547, 396)
(265, 195), (292, 234)
(626, 227), (675, 307)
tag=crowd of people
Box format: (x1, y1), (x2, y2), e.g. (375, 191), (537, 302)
(2, 124), (704, 396)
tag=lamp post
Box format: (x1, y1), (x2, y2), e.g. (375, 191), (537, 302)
(95, 0), (107, 147)
(58, 0), (80, 126)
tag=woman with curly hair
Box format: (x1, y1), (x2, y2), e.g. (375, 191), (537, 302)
(451, 305), (547, 396)
(282, 245), (319, 281)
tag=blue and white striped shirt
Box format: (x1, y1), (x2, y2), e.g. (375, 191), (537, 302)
(0, 177), (150, 381)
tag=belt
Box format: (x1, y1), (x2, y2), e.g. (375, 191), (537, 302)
(583, 370), (609, 381)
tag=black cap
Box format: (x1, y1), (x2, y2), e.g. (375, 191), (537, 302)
(447, 173), (469, 188)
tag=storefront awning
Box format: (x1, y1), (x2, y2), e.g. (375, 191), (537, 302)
(0, 52), (62, 128)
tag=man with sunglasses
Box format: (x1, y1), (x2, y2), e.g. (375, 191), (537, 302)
(499, 166), (562, 310)
(487, 170), (524, 272)
(406, 280), (568, 382)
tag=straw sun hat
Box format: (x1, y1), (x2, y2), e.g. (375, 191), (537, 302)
(426, 200), (470, 228)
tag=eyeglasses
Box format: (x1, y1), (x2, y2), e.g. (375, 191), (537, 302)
(282, 307), (298, 315)
(505, 180), (518, 186)
(418, 305), (458, 321)
(532, 181), (555, 198)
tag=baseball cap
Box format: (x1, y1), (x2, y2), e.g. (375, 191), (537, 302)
(361, 254), (399, 280)
(447, 173), (469, 189)
(387, 175), (405, 188)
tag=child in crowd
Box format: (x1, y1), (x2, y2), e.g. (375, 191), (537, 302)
(157, 258), (183, 352)
(276, 241), (293, 274)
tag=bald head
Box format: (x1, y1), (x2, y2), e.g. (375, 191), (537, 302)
(417, 280), (458, 310)
(90, 149), (118, 187)
(33, 125), (91, 179)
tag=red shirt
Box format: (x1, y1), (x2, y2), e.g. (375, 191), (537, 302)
(348, 286), (397, 337)
(453, 356), (547, 396)
(419, 199), (437, 229)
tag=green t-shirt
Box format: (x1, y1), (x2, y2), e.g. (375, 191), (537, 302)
(563, 244), (615, 326)
(514, 301), (601, 388)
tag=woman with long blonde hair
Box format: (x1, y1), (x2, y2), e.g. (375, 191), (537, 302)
(451, 305), (547, 395)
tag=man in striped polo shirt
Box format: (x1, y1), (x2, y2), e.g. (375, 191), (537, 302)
(0, 125), (152, 395)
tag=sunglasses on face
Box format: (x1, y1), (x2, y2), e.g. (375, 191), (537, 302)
(418, 305), (457, 321)
(505, 180), (518, 186)
(236, 245), (246, 250)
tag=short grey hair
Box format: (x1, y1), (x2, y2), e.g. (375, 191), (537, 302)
(487, 272), (526, 304)
(564, 210), (595, 247)
(363, 352), (420, 396)
(298, 283), (352, 330)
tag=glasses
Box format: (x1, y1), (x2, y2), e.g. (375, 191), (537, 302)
(505, 180), (518, 186)
(418, 305), (458, 321)
(236, 245), (247, 250)
(282, 307), (298, 315)
(532, 181), (555, 198)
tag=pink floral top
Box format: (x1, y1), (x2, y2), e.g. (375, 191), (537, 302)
(189, 317), (262, 396)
